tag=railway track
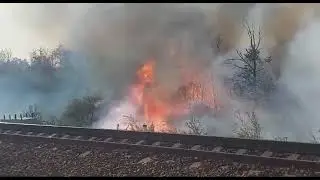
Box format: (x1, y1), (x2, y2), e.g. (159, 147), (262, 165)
(0, 122), (320, 170)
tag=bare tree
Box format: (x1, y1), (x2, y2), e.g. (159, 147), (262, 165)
(123, 115), (156, 132)
(233, 110), (262, 140)
(185, 114), (207, 136)
(212, 34), (223, 54)
(179, 83), (209, 136)
(0, 49), (12, 61)
(311, 135), (320, 144)
(26, 104), (42, 121)
(123, 115), (142, 131)
(216, 35), (223, 52)
(50, 44), (65, 66)
(309, 129), (320, 144)
(225, 21), (274, 104)
(30, 47), (62, 68)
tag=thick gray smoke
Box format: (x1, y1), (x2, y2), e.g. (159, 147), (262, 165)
(3, 3), (320, 142)
(0, 4), (104, 118)
(0, 50), (93, 118)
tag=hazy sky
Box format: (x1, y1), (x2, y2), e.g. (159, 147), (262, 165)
(0, 3), (217, 59)
(0, 4), (54, 59)
(0, 3), (94, 59)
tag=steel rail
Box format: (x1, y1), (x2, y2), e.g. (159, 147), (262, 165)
(0, 122), (320, 167)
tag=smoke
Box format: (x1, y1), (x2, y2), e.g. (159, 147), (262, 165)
(243, 3), (320, 141)
(2, 3), (320, 142)
(271, 19), (320, 141)
(70, 4), (219, 102)
(0, 3), (109, 118)
(0, 49), (93, 119)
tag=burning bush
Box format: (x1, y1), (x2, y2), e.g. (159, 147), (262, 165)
(111, 56), (223, 133)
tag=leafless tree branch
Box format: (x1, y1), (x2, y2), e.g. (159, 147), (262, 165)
(225, 19), (275, 103)
(185, 114), (207, 136)
(233, 110), (262, 140)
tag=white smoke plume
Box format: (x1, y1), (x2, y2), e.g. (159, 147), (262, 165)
(2, 3), (320, 142)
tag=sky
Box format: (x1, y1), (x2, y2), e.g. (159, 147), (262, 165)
(0, 3), (91, 59)
(0, 3), (217, 59)
(0, 4), (53, 59)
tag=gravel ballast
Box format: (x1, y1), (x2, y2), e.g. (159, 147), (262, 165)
(0, 138), (318, 176)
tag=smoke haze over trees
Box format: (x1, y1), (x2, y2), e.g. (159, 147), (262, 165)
(0, 45), (93, 121)
(1, 3), (320, 142)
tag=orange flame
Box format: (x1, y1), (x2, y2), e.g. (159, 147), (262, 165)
(128, 58), (221, 132)
(130, 59), (172, 131)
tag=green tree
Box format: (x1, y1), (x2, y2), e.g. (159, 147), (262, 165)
(59, 95), (103, 127)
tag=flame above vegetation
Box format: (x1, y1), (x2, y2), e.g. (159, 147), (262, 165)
(127, 57), (221, 132)
(130, 59), (172, 132)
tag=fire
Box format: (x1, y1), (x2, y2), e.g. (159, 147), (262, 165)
(130, 58), (172, 132)
(137, 60), (154, 84)
(127, 58), (221, 132)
